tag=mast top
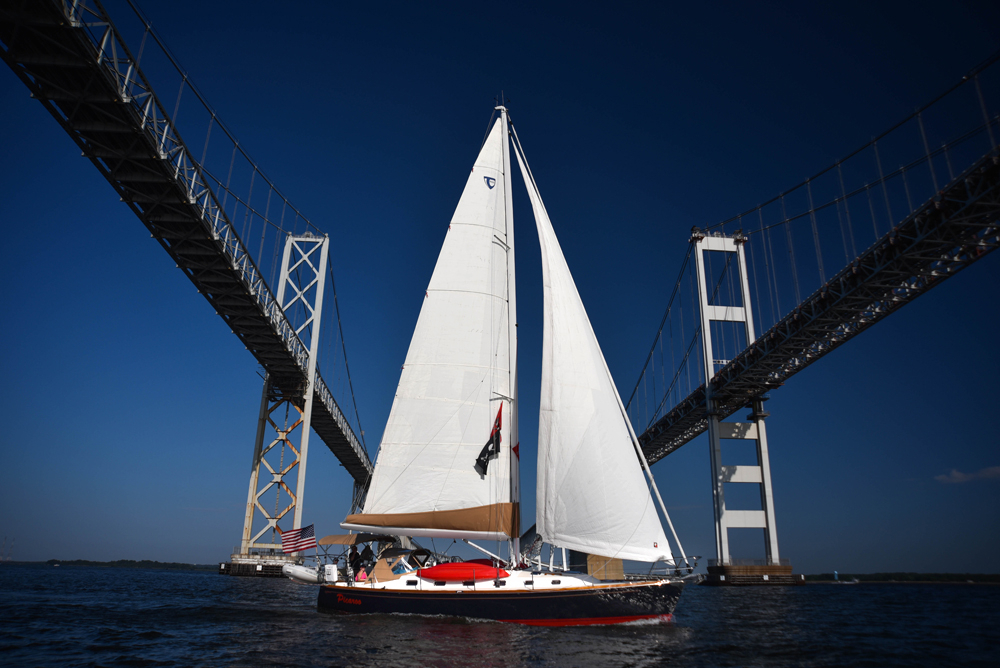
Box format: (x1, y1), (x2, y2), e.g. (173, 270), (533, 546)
(495, 91), (509, 113)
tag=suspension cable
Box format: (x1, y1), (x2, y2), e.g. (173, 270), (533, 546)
(326, 254), (368, 455)
(703, 48), (1000, 232)
(120, 0), (322, 234)
(624, 244), (694, 412)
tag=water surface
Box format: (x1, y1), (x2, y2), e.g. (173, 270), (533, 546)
(1, 564), (996, 667)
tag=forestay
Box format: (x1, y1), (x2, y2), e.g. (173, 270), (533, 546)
(343, 119), (517, 541)
(511, 135), (673, 563)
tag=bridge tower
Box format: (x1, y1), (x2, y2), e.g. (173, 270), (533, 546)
(691, 229), (797, 585)
(229, 233), (329, 576)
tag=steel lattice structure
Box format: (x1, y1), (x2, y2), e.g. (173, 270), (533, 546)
(639, 149), (1000, 463)
(0, 0), (373, 483)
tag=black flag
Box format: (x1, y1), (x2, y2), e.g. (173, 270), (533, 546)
(474, 406), (503, 475)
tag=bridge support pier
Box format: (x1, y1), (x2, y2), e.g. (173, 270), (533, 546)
(693, 230), (797, 584)
(228, 234), (329, 575)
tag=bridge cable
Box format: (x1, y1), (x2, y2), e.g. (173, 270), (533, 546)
(326, 254), (369, 456)
(780, 196), (802, 305)
(678, 285), (689, 400)
(866, 184), (880, 239)
(256, 190), (273, 269)
(701, 48), (1000, 233)
(748, 121), (991, 244)
(806, 179), (826, 284)
(944, 142), (956, 181)
(837, 162), (858, 259)
(725, 246), (738, 355)
(834, 196), (849, 267)
(975, 75), (998, 154)
(873, 141), (894, 230)
(746, 228), (765, 338)
(687, 258), (698, 396)
(122, 0), (322, 235)
(758, 209), (779, 325)
(624, 245), (693, 413)
(901, 165), (914, 213)
(917, 112), (941, 194)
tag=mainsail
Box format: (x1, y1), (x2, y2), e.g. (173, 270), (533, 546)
(343, 118), (518, 541)
(511, 133), (673, 563)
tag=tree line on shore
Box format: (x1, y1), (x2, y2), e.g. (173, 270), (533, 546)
(32, 559), (217, 570)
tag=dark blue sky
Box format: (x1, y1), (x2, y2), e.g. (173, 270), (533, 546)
(1, 0), (998, 571)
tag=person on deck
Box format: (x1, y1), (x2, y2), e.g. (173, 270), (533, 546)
(348, 545), (362, 580)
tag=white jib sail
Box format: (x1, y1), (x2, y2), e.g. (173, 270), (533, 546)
(512, 135), (673, 563)
(343, 119), (516, 541)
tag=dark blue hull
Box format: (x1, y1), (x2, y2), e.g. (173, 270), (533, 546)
(317, 580), (683, 626)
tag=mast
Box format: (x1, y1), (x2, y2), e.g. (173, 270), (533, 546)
(498, 104), (520, 563)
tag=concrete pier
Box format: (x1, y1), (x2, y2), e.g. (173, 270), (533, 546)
(219, 547), (300, 578)
(701, 560), (805, 586)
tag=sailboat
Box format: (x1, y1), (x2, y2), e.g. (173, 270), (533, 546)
(311, 106), (694, 626)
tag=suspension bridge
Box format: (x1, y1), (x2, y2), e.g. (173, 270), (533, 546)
(623, 52), (1000, 580)
(2, 0), (998, 579)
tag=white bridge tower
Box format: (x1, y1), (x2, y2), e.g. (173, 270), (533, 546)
(691, 230), (795, 585)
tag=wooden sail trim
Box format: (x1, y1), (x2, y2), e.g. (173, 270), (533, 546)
(345, 502), (519, 537)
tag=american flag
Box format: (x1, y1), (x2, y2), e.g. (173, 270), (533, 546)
(280, 524), (317, 553)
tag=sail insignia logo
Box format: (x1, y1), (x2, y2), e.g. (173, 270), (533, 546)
(484, 176), (496, 189)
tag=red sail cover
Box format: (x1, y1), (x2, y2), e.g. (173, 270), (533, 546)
(417, 562), (509, 581)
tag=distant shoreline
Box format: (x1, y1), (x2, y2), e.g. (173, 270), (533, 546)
(3, 559), (217, 571)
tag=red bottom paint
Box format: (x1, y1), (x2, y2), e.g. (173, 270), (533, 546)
(500, 613), (675, 627)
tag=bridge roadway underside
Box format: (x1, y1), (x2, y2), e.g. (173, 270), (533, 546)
(639, 149), (1000, 464)
(0, 2), (372, 483)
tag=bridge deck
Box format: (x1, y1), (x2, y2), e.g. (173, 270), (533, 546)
(639, 149), (1000, 463)
(0, 1), (373, 482)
